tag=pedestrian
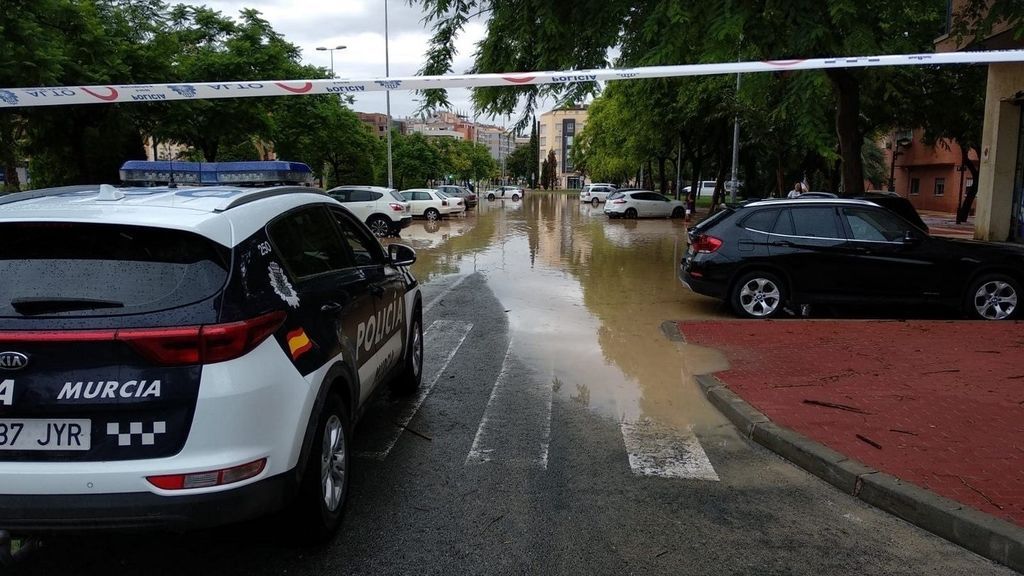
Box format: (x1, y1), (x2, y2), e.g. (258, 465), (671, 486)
(787, 182), (803, 198)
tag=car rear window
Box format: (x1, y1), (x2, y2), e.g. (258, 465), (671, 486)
(0, 223), (229, 318)
(608, 192), (625, 200)
(389, 190), (405, 203)
(740, 209), (779, 233)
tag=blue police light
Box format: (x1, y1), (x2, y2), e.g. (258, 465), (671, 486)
(120, 161), (314, 186)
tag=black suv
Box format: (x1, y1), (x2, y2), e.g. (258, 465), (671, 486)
(680, 199), (1023, 320)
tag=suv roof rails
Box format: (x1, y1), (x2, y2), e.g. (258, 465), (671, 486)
(0, 185), (105, 206)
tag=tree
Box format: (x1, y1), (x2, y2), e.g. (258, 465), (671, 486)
(544, 149), (558, 190)
(412, 0), (944, 196)
(505, 144), (534, 183)
(390, 132), (443, 189)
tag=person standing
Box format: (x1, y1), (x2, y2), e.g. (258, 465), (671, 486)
(787, 182), (803, 198)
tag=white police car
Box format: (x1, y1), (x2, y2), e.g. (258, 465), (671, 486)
(0, 161), (423, 540)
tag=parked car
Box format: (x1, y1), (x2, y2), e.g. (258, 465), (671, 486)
(682, 180), (743, 197)
(326, 185), (412, 238)
(795, 191), (929, 233)
(400, 188), (462, 221)
(580, 183), (618, 205)
(604, 190), (687, 219)
(436, 185), (477, 209)
(487, 186), (524, 201)
(0, 161), (424, 538)
(679, 198), (1023, 320)
(435, 190), (466, 215)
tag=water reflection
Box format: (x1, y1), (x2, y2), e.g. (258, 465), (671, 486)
(391, 193), (730, 429)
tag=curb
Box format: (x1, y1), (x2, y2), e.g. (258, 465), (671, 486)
(696, 373), (1024, 573)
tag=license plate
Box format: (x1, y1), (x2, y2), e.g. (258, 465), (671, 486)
(0, 419), (91, 451)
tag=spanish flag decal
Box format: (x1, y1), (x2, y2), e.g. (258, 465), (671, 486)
(287, 328), (314, 360)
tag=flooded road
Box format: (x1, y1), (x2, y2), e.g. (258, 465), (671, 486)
(389, 192), (729, 430)
(14, 193), (1011, 575)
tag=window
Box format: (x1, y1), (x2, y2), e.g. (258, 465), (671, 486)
(934, 178), (946, 196)
(741, 209), (779, 233)
(843, 207), (912, 242)
(910, 178), (921, 196)
(773, 210), (795, 235)
(331, 209), (383, 267)
(0, 223), (228, 317)
(269, 207), (352, 279)
(788, 207), (840, 238)
(413, 191), (432, 201)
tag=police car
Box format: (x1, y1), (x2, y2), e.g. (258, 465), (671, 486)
(0, 161), (423, 540)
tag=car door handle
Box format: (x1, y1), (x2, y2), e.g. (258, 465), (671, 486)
(321, 302), (342, 313)
(772, 240), (795, 247)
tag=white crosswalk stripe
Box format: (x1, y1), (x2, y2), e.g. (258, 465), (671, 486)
(465, 338), (553, 470)
(359, 319), (473, 460)
(620, 419), (719, 481)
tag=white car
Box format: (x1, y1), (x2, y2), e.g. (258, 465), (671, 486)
(435, 190), (466, 215)
(326, 185), (412, 238)
(0, 161), (424, 540)
(486, 186), (524, 201)
(400, 189), (462, 221)
(682, 180), (743, 197)
(604, 190), (687, 219)
(580, 183), (618, 205)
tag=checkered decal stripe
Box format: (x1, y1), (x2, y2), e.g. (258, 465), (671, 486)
(107, 421), (167, 446)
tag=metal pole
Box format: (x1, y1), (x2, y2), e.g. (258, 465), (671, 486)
(385, 0), (394, 189)
(675, 136), (682, 200)
(729, 70), (741, 203)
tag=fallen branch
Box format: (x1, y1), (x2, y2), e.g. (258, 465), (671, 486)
(856, 434), (882, 449)
(802, 399), (872, 415)
(889, 428), (918, 436)
(921, 369), (960, 375)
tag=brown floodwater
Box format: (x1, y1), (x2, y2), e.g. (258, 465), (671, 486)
(387, 192), (731, 430)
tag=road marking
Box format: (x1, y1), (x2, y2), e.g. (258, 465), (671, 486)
(465, 338), (514, 466)
(619, 419), (719, 481)
(423, 274), (470, 315)
(359, 320), (472, 460)
(465, 339), (554, 470)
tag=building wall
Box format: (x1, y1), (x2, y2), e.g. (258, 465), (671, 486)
(886, 129), (978, 214)
(976, 63), (1024, 241)
(538, 107), (588, 188)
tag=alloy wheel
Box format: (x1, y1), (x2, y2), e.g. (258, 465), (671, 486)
(973, 280), (1017, 320)
(369, 219), (390, 238)
(321, 415), (346, 512)
(411, 320), (423, 380)
(739, 278), (781, 317)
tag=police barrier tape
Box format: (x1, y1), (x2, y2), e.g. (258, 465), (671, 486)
(1, 50), (1023, 108)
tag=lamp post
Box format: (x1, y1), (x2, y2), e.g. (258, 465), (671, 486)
(384, 0), (394, 189)
(887, 136), (912, 192)
(315, 45), (347, 78)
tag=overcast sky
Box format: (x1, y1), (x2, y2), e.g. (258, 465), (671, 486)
(197, 0), (532, 125)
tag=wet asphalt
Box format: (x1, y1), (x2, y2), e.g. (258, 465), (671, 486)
(6, 193), (1013, 575)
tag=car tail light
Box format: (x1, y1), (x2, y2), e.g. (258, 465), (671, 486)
(612, 199), (627, 204)
(0, 311), (286, 366)
(147, 459), (266, 490)
(389, 203), (404, 212)
(692, 234), (723, 254)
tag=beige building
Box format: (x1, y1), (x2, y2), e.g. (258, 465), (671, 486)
(937, 2), (1023, 242)
(538, 106), (588, 189)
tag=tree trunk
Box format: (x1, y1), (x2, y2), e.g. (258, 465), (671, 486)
(776, 154), (784, 199)
(658, 156), (668, 194)
(957, 146), (980, 224)
(826, 69), (865, 197)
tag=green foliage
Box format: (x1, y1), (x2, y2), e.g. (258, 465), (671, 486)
(505, 144), (534, 182)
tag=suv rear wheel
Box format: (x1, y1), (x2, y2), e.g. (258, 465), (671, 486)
(965, 274), (1019, 320)
(291, 392), (350, 542)
(731, 271), (786, 319)
(591, 197), (600, 206)
(392, 308), (423, 394)
(367, 216), (391, 238)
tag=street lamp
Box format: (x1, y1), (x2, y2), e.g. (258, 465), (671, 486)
(887, 135), (913, 192)
(384, 0), (394, 189)
(315, 45), (347, 78)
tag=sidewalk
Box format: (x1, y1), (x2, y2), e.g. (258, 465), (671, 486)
(677, 319), (1024, 528)
(919, 210), (975, 239)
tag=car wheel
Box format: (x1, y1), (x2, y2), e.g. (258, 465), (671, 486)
(965, 274), (1019, 320)
(424, 208), (440, 222)
(291, 392), (350, 543)
(731, 271), (786, 319)
(512, 194), (520, 201)
(625, 208), (638, 219)
(672, 207), (685, 219)
(367, 216), (391, 238)
(487, 193), (496, 201)
(392, 308), (423, 394)
(591, 197), (600, 207)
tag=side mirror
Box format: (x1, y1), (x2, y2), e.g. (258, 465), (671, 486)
(388, 243), (417, 267)
(903, 230), (923, 245)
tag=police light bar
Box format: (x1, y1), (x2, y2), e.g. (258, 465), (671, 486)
(120, 161), (313, 186)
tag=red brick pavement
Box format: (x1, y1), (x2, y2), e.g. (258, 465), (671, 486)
(678, 319), (1024, 527)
